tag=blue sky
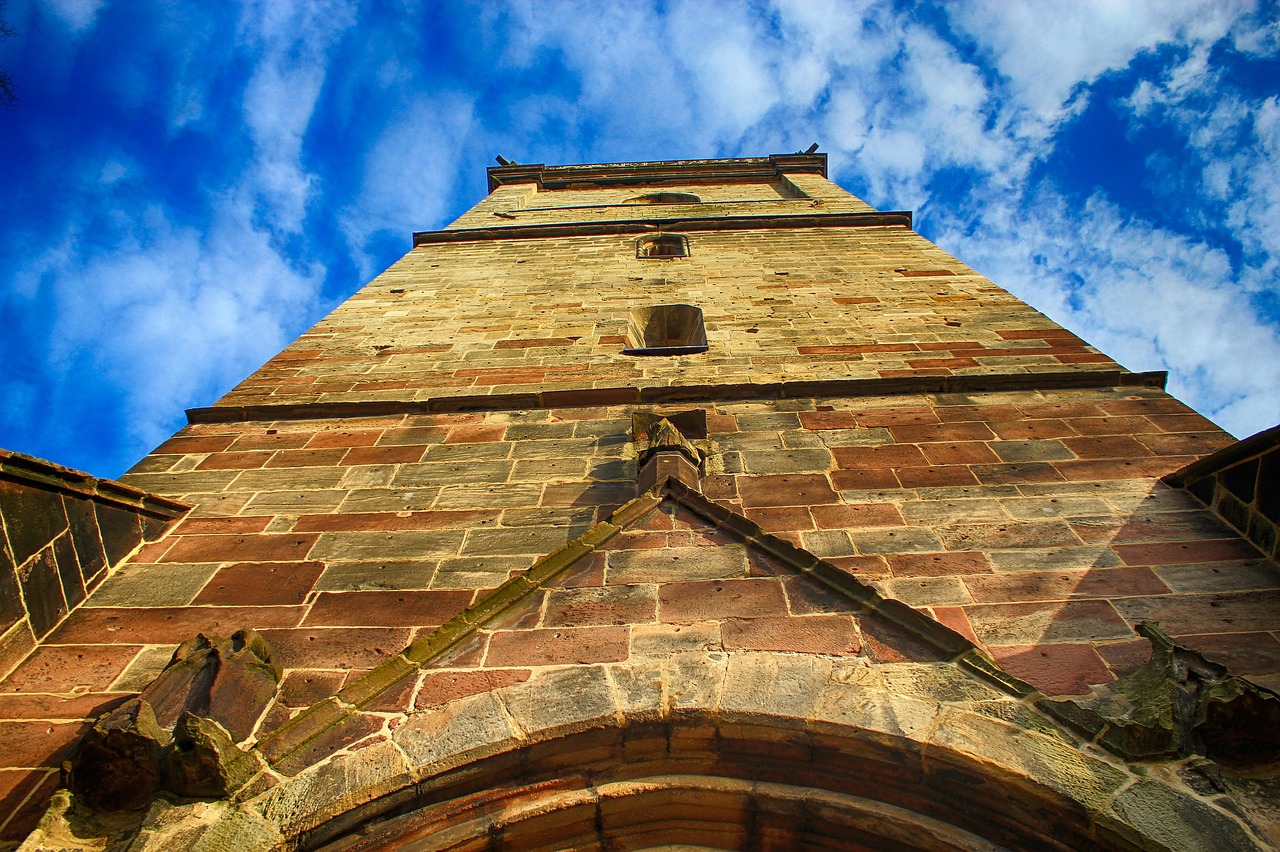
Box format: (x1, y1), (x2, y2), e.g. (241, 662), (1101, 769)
(2, 0), (1278, 480)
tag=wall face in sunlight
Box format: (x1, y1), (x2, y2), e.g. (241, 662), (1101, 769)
(2, 156), (1277, 847)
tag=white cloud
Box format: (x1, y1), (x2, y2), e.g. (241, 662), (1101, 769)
(338, 96), (477, 273)
(41, 0), (106, 34)
(236, 1), (358, 234)
(934, 190), (1280, 438)
(948, 0), (1248, 130)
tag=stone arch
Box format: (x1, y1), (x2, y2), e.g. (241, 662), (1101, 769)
(234, 652), (1260, 852)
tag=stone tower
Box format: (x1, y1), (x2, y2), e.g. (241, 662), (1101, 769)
(3, 153), (1279, 848)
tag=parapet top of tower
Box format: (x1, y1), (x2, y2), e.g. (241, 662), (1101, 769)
(486, 152), (827, 192)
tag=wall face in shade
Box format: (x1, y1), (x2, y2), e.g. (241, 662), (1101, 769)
(0, 451), (186, 678)
(2, 155), (1277, 847)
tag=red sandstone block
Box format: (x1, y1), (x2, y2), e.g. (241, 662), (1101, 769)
(278, 670), (347, 707)
(1134, 432), (1234, 456)
(1055, 353), (1113, 364)
(1095, 398), (1190, 417)
(931, 607), (980, 645)
(935, 404), (1023, 422)
(1060, 436), (1151, 459)
(917, 341), (987, 352)
(833, 297), (879, 305)
(257, 627), (411, 669)
(721, 615), (859, 654)
(0, 645), (140, 694)
(304, 590), (472, 627)
(894, 466), (980, 487)
(228, 433), (312, 451)
(264, 448), (350, 468)
(832, 445), (928, 469)
(272, 348), (323, 362)
(997, 329), (1084, 342)
(415, 669), (533, 709)
(705, 413), (737, 433)
(130, 539), (175, 563)
(1017, 401), (1105, 419)
(890, 421), (995, 443)
(1063, 416), (1155, 436)
(798, 411), (859, 430)
(154, 435), (235, 455)
(855, 407), (940, 427)
(964, 567), (1168, 604)
(195, 451), (273, 471)
(830, 469), (900, 490)
(827, 555), (890, 579)
(484, 626), (629, 667)
(738, 474), (839, 507)
(659, 578), (788, 622)
(192, 561), (325, 606)
(305, 429), (384, 449)
(1113, 539), (1262, 566)
(0, 769), (53, 840)
(889, 552), (991, 578)
(0, 721), (87, 768)
(342, 445), (426, 465)
(50, 606), (305, 645)
(1097, 638), (1153, 677)
(1053, 457), (1192, 480)
(811, 503), (904, 529)
(919, 442), (1000, 465)
(598, 335), (628, 345)
(445, 424), (508, 443)
(174, 516), (273, 536)
(744, 506), (813, 531)
(989, 643), (1113, 696)
(1147, 412), (1221, 433)
(797, 343), (919, 356)
(1177, 632), (1280, 676)
(160, 533), (318, 563)
(988, 419), (1075, 440)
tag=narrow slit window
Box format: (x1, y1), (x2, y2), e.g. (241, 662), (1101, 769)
(636, 234), (689, 258)
(623, 192), (701, 205)
(622, 305), (708, 356)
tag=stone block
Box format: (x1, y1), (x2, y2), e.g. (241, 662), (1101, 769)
(543, 585), (658, 627)
(607, 545), (747, 583)
(719, 652), (831, 720)
(926, 708), (1126, 812)
(659, 578), (788, 623)
(965, 600), (1132, 646)
(498, 665), (619, 740)
(486, 626), (629, 667)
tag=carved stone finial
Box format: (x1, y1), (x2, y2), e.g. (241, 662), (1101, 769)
(67, 629), (281, 811)
(1040, 621), (1280, 770)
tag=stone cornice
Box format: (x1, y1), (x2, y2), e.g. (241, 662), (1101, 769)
(413, 210), (912, 246)
(188, 370), (1168, 425)
(486, 153), (827, 192)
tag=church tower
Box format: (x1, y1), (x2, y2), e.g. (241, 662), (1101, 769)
(4, 154), (1279, 848)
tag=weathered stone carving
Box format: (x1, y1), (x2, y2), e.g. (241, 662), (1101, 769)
(1041, 621), (1280, 771)
(67, 630), (279, 811)
(633, 412), (705, 467)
